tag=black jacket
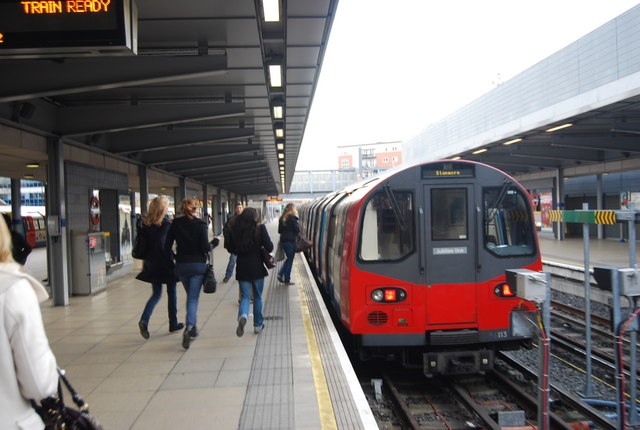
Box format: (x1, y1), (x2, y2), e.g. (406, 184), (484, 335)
(226, 224), (273, 281)
(165, 216), (218, 263)
(136, 219), (179, 284)
(278, 215), (300, 242)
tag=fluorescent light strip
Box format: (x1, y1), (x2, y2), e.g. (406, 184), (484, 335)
(262, 0), (280, 22)
(278, 153), (284, 159)
(273, 106), (283, 119)
(546, 123), (573, 132)
(472, 148), (487, 155)
(269, 65), (282, 87)
(277, 143), (284, 150)
(275, 129), (284, 138)
(502, 138), (522, 146)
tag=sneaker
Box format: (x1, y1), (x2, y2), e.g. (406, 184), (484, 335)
(138, 321), (149, 339)
(236, 315), (247, 337)
(277, 275), (284, 283)
(223, 276), (230, 283)
(169, 322), (184, 333)
(254, 324), (265, 334)
(182, 325), (194, 349)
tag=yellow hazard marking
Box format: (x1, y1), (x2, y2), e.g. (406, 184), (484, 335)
(595, 210), (616, 225)
(548, 210), (562, 222)
(295, 264), (338, 430)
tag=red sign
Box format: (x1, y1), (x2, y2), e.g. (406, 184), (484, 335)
(88, 235), (96, 248)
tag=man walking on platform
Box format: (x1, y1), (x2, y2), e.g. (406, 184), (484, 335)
(223, 202), (243, 282)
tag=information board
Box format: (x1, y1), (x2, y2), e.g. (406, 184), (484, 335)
(0, 0), (137, 56)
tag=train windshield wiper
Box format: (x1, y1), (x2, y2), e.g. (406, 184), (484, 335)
(485, 180), (512, 236)
(384, 183), (407, 232)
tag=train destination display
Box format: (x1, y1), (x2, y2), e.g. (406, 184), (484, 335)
(0, 0), (137, 56)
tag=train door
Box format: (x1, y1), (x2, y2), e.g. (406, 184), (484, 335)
(422, 184), (477, 325)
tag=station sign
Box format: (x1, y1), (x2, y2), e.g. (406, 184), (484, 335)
(422, 161), (475, 179)
(0, 0), (137, 57)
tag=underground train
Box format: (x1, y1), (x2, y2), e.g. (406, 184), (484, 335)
(299, 160), (543, 375)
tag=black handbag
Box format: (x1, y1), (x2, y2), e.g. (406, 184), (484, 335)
(131, 225), (147, 259)
(203, 253), (217, 293)
(261, 247), (276, 269)
(32, 368), (104, 430)
(295, 234), (312, 253)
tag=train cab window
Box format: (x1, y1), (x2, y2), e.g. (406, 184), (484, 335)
(360, 191), (414, 261)
(431, 188), (467, 241)
(483, 185), (535, 256)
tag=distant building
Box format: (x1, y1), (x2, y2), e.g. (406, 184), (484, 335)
(337, 141), (403, 179)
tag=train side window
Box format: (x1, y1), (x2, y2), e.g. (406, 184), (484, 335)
(483, 185), (535, 256)
(431, 188), (467, 241)
(359, 191), (414, 261)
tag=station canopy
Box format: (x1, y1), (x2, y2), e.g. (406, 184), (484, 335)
(0, 0), (338, 196)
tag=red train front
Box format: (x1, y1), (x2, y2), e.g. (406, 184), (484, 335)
(300, 160), (542, 375)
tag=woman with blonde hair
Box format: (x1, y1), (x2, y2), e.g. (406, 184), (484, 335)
(277, 203), (300, 285)
(0, 214), (58, 429)
(136, 196), (183, 339)
(165, 197), (220, 349)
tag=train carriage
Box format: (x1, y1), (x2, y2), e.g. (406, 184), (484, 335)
(300, 160), (542, 375)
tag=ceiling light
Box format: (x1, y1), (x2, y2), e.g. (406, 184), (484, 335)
(278, 153), (285, 159)
(502, 138), (522, 146)
(472, 148), (487, 155)
(273, 106), (283, 119)
(262, 0), (280, 22)
(451, 156), (461, 160)
(23, 174), (35, 179)
(269, 65), (282, 87)
(277, 143), (284, 150)
(546, 123), (573, 132)
(279, 160), (285, 166)
(275, 128), (284, 138)
(25, 162), (40, 168)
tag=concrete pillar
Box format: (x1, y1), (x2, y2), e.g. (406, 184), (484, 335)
(596, 174), (604, 239)
(138, 165), (148, 215)
(202, 184), (209, 224)
(47, 137), (70, 306)
(10, 179), (23, 235)
(554, 168), (565, 240)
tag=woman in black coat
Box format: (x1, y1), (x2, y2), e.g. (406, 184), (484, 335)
(137, 196), (182, 339)
(226, 207), (273, 337)
(277, 203), (300, 285)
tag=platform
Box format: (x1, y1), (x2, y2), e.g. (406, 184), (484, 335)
(26, 221), (376, 430)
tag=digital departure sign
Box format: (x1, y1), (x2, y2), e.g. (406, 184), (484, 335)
(0, 0), (137, 56)
(422, 161), (475, 179)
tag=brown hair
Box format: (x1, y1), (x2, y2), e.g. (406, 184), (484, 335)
(181, 197), (199, 219)
(144, 196), (169, 226)
(279, 203), (298, 223)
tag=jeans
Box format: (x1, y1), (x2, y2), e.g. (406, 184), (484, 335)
(175, 262), (206, 327)
(225, 253), (237, 279)
(238, 278), (264, 327)
(140, 282), (178, 327)
(277, 241), (296, 282)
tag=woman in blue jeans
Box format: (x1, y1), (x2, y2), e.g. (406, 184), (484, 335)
(277, 203), (300, 285)
(226, 207), (273, 337)
(137, 196), (183, 339)
(165, 197), (220, 349)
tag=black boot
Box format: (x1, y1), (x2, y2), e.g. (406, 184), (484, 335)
(182, 325), (193, 349)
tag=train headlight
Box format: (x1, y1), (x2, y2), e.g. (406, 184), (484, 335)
(371, 290), (384, 302)
(494, 283), (516, 298)
(371, 288), (407, 303)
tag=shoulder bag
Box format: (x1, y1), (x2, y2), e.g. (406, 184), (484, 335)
(203, 252), (217, 293)
(32, 367), (104, 430)
(261, 247), (276, 269)
(295, 233), (312, 253)
(131, 225), (147, 259)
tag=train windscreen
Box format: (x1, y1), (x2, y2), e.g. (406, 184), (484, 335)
(359, 190), (415, 261)
(483, 184), (535, 256)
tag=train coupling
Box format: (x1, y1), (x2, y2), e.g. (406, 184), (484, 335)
(423, 350), (493, 376)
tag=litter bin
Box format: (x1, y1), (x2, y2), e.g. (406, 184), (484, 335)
(71, 231), (107, 295)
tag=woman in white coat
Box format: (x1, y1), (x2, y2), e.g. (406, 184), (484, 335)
(0, 216), (58, 429)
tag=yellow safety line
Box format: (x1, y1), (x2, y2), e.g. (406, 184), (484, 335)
(295, 263), (338, 430)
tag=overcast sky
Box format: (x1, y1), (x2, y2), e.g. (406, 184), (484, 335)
(295, 0), (639, 171)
